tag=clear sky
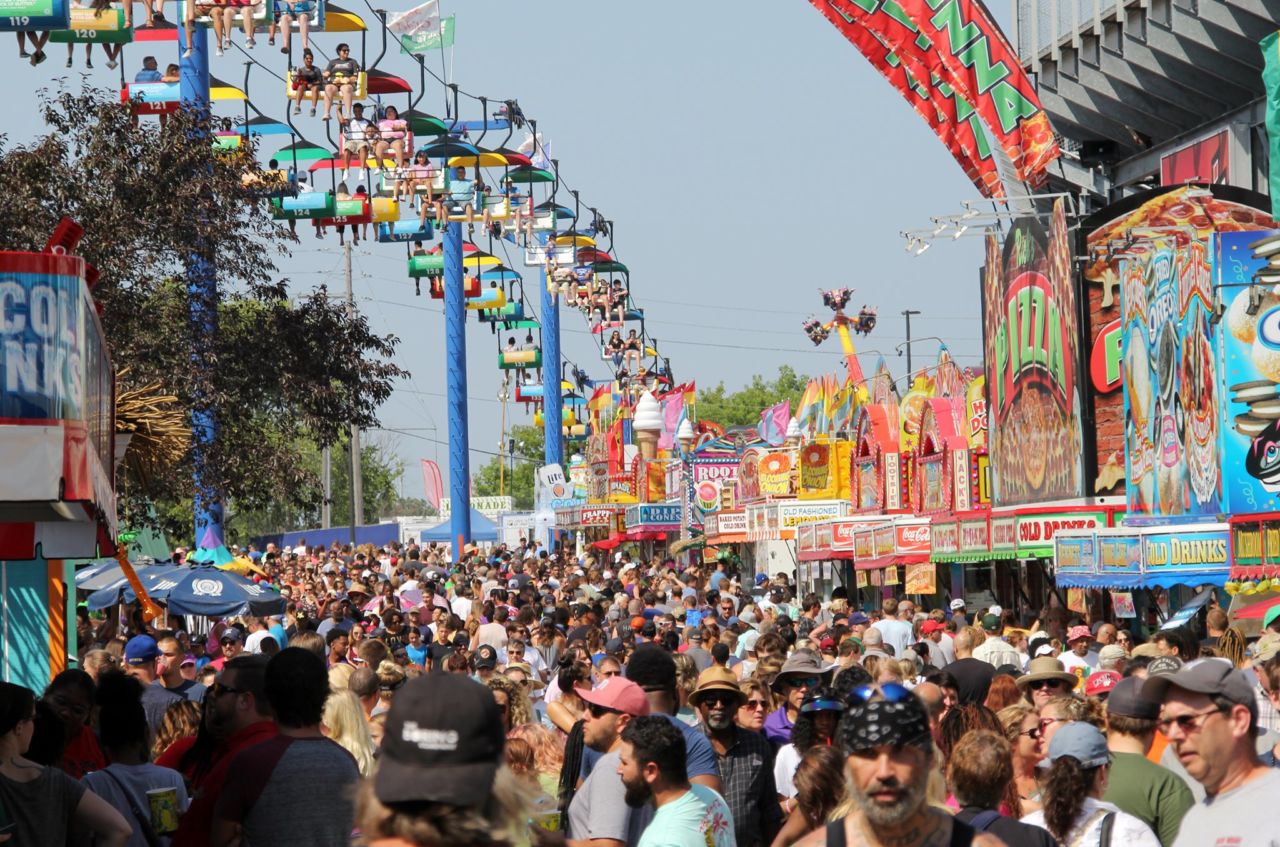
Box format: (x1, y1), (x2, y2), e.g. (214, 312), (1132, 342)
(7, 0), (1003, 505)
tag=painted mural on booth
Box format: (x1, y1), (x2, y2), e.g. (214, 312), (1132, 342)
(1219, 229), (1280, 513)
(982, 197), (1083, 506)
(1119, 237), (1220, 515)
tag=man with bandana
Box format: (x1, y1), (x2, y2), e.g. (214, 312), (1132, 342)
(794, 684), (1005, 847)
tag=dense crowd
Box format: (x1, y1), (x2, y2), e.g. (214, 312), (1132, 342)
(13, 541), (1280, 846)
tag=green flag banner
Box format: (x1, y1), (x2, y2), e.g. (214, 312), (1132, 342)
(399, 15), (454, 53)
(1263, 31), (1280, 219)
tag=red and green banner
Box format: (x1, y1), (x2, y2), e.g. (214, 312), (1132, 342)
(814, 0), (1059, 188)
(809, 0), (1004, 198)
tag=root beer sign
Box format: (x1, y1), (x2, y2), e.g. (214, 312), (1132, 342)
(982, 198), (1083, 506)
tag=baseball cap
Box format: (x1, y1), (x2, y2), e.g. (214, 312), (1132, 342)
(1097, 644), (1127, 667)
(1146, 656), (1184, 677)
(1083, 670), (1121, 698)
(1046, 721), (1110, 768)
(124, 635), (160, 665)
(1105, 677), (1160, 720)
(921, 620), (946, 635)
(949, 598), (966, 611)
(849, 612), (870, 626)
(1067, 625), (1092, 643)
(980, 614), (1001, 632)
(220, 626), (245, 644)
(375, 675), (504, 806)
(755, 573), (769, 586)
(1264, 604), (1280, 631)
(578, 676), (650, 717)
(988, 604), (1003, 618)
(473, 645), (498, 669)
(1254, 632), (1280, 663)
(1142, 658), (1259, 726)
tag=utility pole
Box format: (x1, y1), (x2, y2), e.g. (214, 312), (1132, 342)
(321, 446), (332, 528)
(902, 309), (921, 379)
(345, 240), (363, 541)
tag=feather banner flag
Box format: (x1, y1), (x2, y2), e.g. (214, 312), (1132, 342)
(758, 401), (791, 447)
(420, 460), (443, 511)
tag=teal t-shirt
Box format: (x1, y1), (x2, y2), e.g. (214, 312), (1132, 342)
(637, 784), (734, 847)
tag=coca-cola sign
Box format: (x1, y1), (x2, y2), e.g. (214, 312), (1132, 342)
(832, 521), (858, 551)
(896, 523), (932, 555)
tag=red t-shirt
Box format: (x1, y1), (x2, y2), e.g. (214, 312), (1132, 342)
(61, 723), (106, 779)
(171, 720), (277, 847)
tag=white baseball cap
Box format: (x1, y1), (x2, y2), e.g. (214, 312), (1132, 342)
(949, 599), (965, 611)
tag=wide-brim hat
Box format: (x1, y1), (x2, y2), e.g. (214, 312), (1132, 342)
(1015, 657), (1077, 690)
(689, 666), (746, 707)
(770, 651), (837, 692)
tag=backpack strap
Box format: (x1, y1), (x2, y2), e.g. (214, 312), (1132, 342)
(99, 768), (162, 847)
(967, 809), (1002, 833)
(1099, 811), (1116, 847)
(826, 818), (848, 847)
(949, 816), (977, 847)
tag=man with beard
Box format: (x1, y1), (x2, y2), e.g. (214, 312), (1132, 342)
(693, 667), (781, 847)
(795, 684), (1004, 847)
(566, 676), (651, 847)
(617, 716), (734, 847)
(169, 655), (277, 847)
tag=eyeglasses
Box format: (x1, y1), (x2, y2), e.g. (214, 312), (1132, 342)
(848, 682), (913, 705)
(743, 699), (769, 710)
(206, 682), (243, 700)
(587, 702), (620, 719)
(1156, 708), (1224, 736)
(1028, 679), (1066, 691)
(1019, 726), (1043, 740)
(1038, 716), (1066, 732)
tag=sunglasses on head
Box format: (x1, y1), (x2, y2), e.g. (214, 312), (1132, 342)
(848, 682), (913, 706)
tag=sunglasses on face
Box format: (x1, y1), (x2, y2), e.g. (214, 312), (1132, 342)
(786, 676), (820, 690)
(1028, 679), (1066, 691)
(205, 682), (243, 700)
(587, 702), (620, 719)
(700, 692), (739, 707)
(743, 699), (769, 710)
(1156, 708), (1224, 735)
(1019, 726), (1043, 740)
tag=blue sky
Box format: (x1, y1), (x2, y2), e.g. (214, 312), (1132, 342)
(9, 1), (1002, 504)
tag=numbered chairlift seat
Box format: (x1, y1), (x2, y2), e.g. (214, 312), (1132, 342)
(49, 5), (132, 45)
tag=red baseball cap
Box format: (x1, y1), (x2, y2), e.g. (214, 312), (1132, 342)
(579, 676), (651, 717)
(1084, 670), (1121, 697)
(921, 620), (946, 635)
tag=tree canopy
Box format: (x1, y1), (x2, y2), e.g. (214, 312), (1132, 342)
(695, 366), (809, 428)
(471, 424), (543, 511)
(0, 88), (406, 540)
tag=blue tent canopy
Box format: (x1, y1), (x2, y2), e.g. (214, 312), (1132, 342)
(415, 509), (499, 543)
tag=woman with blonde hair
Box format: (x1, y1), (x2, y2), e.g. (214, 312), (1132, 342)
(672, 652), (700, 726)
(81, 649), (119, 683)
(322, 688), (376, 776)
(507, 722), (563, 800)
(151, 699), (201, 761)
(486, 675), (533, 732)
(737, 679), (772, 732)
(998, 702), (1045, 813)
(375, 660), (407, 713)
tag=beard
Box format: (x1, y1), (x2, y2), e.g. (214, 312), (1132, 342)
(848, 773), (927, 828)
(706, 710), (733, 731)
(622, 774), (652, 809)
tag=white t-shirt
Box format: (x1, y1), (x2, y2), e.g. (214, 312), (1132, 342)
(1022, 797), (1158, 847)
(1059, 649), (1099, 685)
(450, 595), (473, 619)
(82, 763), (190, 847)
(245, 629), (272, 654)
(872, 618), (914, 658)
(773, 743), (803, 798)
(1171, 768), (1280, 847)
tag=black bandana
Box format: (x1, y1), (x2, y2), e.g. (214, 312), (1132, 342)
(838, 698), (932, 754)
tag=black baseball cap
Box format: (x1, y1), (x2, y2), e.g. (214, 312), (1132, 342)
(474, 644), (498, 669)
(375, 675), (504, 806)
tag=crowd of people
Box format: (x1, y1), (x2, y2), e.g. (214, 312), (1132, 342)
(23, 541), (1280, 846)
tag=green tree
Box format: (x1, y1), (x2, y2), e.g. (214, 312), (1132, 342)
(696, 366), (810, 428)
(471, 425), (544, 510)
(0, 88), (406, 541)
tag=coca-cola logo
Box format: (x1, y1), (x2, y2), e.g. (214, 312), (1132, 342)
(899, 526), (930, 543)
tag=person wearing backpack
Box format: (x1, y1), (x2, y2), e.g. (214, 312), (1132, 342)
(1021, 722), (1159, 847)
(947, 730), (1059, 847)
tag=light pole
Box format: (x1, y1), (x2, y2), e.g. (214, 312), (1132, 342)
(901, 310), (921, 377)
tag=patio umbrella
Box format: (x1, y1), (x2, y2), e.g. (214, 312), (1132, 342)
(86, 566), (183, 611)
(75, 560), (167, 592)
(157, 565), (285, 617)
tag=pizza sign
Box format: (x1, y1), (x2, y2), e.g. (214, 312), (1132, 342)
(982, 198), (1083, 506)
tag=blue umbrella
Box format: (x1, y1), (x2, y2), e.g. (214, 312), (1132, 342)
(158, 566), (285, 617)
(75, 559), (173, 592)
(86, 565), (183, 611)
